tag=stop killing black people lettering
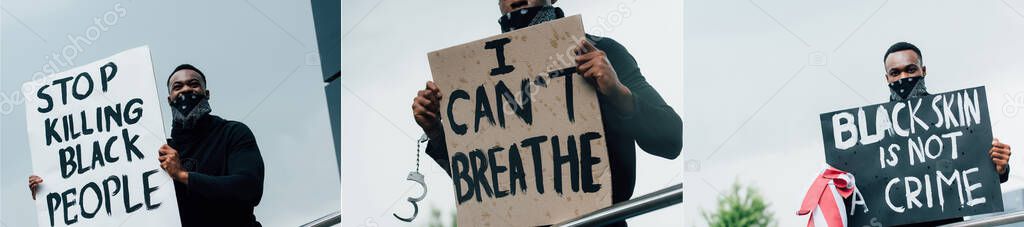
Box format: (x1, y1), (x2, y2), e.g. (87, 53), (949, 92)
(31, 62), (164, 226)
(444, 37), (604, 204)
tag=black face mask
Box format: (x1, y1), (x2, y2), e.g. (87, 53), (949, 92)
(170, 92), (212, 129)
(498, 5), (565, 33)
(171, 92), (205, 116)
(888, 76), (929, 102)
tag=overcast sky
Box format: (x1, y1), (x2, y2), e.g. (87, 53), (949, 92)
(1, 1), (339, 226)
(684, 0), (1024, 226)
(12, 1), (1023, 226)
(341, 0), (682, 226)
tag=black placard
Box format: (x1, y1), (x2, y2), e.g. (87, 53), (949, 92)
(819, 86), (1002, 226)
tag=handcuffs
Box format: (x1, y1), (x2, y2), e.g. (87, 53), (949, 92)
(394, 134), (429, 222)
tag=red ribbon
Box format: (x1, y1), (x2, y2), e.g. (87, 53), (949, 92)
(797, 166), (855, 227)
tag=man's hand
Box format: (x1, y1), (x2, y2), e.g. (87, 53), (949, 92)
(159, 144), (189, 184)
(28, 175), (42, 200)
(574, 39), (635, 114)
(413, 81), (443, 139)
(991, 138), (1012, 174)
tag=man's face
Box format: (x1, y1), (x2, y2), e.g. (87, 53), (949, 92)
(167, 69), (209, 103)
(883, 50), (926, 84)
(498, 0), (553, 14)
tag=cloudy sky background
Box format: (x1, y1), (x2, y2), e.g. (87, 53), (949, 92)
(1, 1), (339, 226)
(341, 0), (683, 226)
(684, 0), (1024, 226)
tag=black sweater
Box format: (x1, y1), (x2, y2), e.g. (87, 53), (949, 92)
(426, 34), (682, 211)
(168, 115), (265, 227)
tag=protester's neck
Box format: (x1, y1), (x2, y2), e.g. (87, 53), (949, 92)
(172, 114), (214, 133)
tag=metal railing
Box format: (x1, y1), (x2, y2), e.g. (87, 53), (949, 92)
(299, 211), (341, 227)
(555, 183), (683, 227)
(298, 183), (681, 227)
(940, 210), (1024, 227)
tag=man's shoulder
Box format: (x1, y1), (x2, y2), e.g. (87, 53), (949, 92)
(586, 34), (629, 55)
(585, 34), (639, 74)
(210, 115), (255, 136)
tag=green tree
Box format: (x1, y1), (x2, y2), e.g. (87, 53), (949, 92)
(701, 182), (777, 227)
(426, 205), (456, 227)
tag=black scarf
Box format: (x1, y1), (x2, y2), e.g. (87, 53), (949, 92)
(170, 92), (213, 129)
(498, 5), (565, 33)
(888, 76), (930, 102)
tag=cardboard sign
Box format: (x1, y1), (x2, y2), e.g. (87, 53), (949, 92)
(427, 15), (612, 226)
(22, 46), (181, 227)
(819, 86), (1002, 226)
